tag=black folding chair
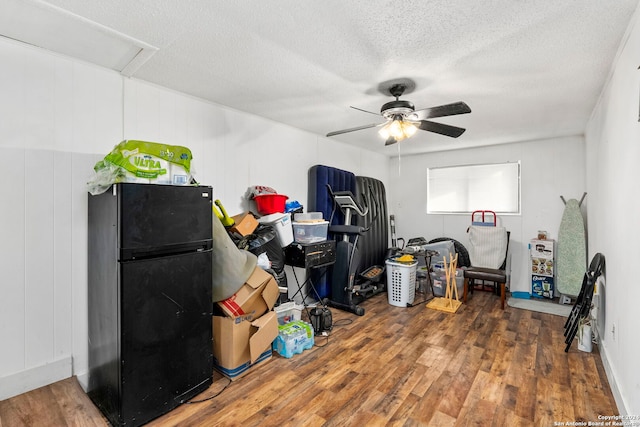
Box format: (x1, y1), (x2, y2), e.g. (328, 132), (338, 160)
(563, 252), (605, 352)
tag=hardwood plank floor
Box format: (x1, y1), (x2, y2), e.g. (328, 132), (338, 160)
(0, 291), (618, 426)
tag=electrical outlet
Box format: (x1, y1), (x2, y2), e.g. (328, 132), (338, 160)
(611, 322), (616, 341)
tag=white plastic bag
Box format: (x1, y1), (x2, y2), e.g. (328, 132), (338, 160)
(256, 252), (271, 270)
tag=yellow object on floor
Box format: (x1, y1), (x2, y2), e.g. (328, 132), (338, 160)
(426, 253), (462, 313)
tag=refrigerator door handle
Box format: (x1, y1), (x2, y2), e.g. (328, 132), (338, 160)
(120, 240), (213, 261)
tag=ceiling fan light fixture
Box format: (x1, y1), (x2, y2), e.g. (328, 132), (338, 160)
(403, 121), (418, 137)
(378, 126), (390, 139)
(388, 119), (403, 138)
(378, 118), (417, 141)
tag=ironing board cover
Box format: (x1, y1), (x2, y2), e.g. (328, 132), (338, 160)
(468, 225), (508, 269)
(557, 198), (586, 296)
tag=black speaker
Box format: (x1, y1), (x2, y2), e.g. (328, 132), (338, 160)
(309, 307), (333, 334)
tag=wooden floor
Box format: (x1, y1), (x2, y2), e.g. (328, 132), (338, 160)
(0, 291), (618, 426)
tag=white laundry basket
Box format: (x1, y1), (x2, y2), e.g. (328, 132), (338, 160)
(386, 257), (418, 307)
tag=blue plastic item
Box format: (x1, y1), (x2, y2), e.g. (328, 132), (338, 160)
(285, 200), (303, 213)
(272, 320), (314, 358)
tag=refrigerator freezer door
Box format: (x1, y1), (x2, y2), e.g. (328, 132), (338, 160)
(118, 184), (213, 257)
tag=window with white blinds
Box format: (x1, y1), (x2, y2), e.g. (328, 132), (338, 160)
(427, 162), (520, 214)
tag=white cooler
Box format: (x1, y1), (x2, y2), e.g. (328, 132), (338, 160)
(258, 212), (294, 247)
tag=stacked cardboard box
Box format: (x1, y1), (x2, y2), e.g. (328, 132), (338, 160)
(213, 267), (280, 380)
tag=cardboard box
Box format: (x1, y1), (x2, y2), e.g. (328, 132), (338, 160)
(217, 267), (280, 319)
(212, 310), (278, 380)
(532, 275), (555, 299)
(229, 212), (259, 236)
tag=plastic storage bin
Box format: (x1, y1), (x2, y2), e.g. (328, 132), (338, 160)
(272, 320), (314, 358)
(258, 212), (294, 247)
(430, 269), (464, 297)
(386, 257), (418, 307)
(292, 221), (329, 244)
(419, 240), (455, 269)
(254, 194), (288, 215)
(274, 301), (303, 325)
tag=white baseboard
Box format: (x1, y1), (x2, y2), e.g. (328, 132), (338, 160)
(600, 345), (627, 414)
(76, 370), (89, 392)
(0, 356), (72, 400)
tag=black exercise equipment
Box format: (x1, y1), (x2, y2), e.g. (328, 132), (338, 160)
(308, 165), (392, 302)
(307, 165), (357, 298)
(326, 186), (384, 316)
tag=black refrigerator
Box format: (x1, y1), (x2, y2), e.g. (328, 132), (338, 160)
(87, 183), (214, 427)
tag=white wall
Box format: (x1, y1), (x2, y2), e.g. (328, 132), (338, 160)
(585, 5), (640, 414)
(0, 37), (388, 400)
(0, 38), (121, 399)
(388, 135), (586, 295)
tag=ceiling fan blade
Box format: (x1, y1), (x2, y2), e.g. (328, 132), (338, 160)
(385, 137), (398, 146)
(326, 122), (383, 137)
(350, 106), (381, 116)
(417, 120), (466, 138)
(413, 102), (471, 120)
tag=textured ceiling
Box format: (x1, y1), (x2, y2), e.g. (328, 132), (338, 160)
(4, 0), (639, 156)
